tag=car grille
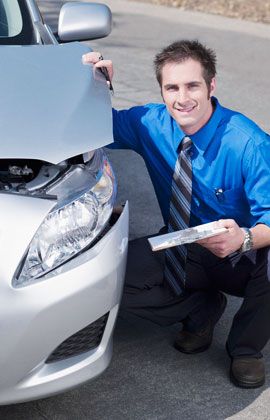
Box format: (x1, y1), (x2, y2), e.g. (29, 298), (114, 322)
(46, 313), (109, 364)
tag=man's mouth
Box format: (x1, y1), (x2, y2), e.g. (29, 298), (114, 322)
(174, 105), (196, 113)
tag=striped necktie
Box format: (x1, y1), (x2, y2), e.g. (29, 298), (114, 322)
(164, 136), (193, 295)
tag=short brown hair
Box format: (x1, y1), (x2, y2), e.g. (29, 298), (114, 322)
(154, 40), (217, 89)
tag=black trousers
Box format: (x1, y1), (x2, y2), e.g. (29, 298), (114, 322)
(121, 237), (270, 358)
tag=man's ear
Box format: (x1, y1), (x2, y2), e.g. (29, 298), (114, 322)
(210, 77), (216, 97)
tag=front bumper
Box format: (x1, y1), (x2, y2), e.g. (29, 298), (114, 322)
(0, 202), (129, 405)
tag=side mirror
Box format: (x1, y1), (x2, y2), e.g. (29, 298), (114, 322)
(58, 2), (112, 42)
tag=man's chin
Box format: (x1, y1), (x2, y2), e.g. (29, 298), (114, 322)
(174, 116), (195, 129)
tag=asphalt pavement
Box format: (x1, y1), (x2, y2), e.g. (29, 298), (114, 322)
(1, 1), (270, 419)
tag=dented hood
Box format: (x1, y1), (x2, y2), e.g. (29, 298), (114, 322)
(0, 43), (113, 163)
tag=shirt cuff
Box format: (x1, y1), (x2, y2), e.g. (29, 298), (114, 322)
(253, 214), (270, 228)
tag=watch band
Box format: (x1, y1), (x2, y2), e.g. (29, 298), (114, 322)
(240, 227), (253, 253)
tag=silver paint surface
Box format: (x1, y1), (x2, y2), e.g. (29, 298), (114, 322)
(0, 42), (113, 163)
(58, 2), (112, 42)
(0, 198), (129, 404)
(0, 0), (129, 405)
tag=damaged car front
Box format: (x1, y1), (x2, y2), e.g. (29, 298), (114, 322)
(0, 0), (128, 404)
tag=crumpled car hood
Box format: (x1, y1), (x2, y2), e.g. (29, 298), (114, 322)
(0, 43), (113, 164)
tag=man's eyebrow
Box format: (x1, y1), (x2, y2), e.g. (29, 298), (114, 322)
(163, 83), (178, 89)
(163, 80), (203, 88)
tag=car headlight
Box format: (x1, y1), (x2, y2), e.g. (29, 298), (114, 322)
(13, 149), (116, 287)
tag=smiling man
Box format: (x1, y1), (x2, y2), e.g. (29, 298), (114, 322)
(83, 40), (270, 388)
(159, 59), (215, 135)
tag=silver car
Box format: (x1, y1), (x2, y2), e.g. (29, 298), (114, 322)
(0, 0), (128, 404)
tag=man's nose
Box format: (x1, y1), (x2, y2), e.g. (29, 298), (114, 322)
(175, 89), (189, 104)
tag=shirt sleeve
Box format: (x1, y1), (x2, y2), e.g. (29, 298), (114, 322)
(107, 107), (149, 155)
(242, 130), (270, 227)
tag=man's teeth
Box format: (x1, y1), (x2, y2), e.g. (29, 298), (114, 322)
(180, 106), (194, 111)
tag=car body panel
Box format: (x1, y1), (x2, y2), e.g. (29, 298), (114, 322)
(0, 202), (129, 404)
(0, 42), (113, 163)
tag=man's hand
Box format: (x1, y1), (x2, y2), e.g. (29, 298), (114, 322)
(82, 51), (114, 83)
(196, 219), (245, 258)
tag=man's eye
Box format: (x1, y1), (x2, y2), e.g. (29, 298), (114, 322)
(188, 84), (199, 89)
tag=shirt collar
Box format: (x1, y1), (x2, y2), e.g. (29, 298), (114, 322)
(172, 97), (224, 153)
(189, 97), (223, 153)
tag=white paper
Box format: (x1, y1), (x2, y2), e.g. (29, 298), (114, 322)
(148, 222), (228, 251)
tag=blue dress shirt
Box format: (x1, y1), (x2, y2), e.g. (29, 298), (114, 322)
(111, 97), (270, 229)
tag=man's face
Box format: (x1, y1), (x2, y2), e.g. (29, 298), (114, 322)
(161, 58), (216, 135)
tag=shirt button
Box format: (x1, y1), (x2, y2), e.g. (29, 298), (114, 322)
(189, 151), (193, 157)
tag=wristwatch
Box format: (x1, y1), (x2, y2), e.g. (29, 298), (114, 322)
(239, 227), (253, 253)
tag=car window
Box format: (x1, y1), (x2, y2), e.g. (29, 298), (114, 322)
(0, 0), (36, 44)
(0, 0), (22, 37)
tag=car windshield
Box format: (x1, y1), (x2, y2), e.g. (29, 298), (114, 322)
(0, 0), (36, 44)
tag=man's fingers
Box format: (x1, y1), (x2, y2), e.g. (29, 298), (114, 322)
(197, 218), (245, 257)
(94, 60), (114, 81)
(197, 231), (229, 245)
(82, 52), (102, 64)
(216, 219), (237, 229)
(197, 238), (220, 245)
(82, 53), (114, 82)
